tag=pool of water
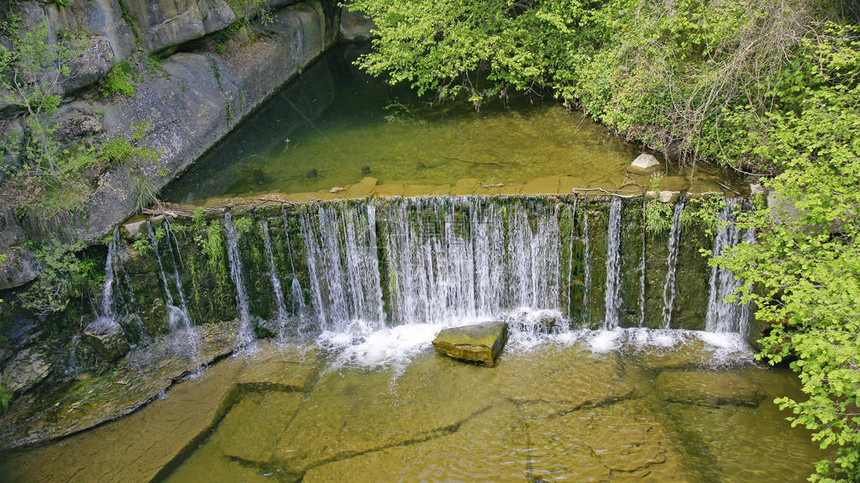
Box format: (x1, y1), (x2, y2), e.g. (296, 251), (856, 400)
(0, 326), (825, 482)
(162, 45), (742, 206)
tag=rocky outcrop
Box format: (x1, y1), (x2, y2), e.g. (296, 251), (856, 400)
(123, 0), (236, 52)
(1, 348), (51, 394)
(432, 322), (509, 366)
(0, 0), (341, 290)
(83, 318), (130, 361)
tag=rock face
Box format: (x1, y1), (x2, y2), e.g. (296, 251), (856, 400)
(630, 153), (661, 172)
(432, 322), (508, 366)
(83, 318), (130, 361)
(124, 0), (236, 52)
(1, 348), (51, 394)
(0, 0), (341, 290)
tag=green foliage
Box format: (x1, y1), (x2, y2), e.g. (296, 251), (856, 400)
(681, 196), (725, 236)
(19, 240), (98, 317)
(197, 220), (229, 288)
(233, 216), (253, 234)
(715, 24), (860, 482)
(131, 237), (152, 255)
(227, 0), (272, 26)
(130, 174), (160, 212)
(98, 61), (135, 97)
(644, 200), (673, 234)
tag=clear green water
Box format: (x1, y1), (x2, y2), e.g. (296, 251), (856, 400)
(0, 336), (826, 482)
(162, 46), (740, 205)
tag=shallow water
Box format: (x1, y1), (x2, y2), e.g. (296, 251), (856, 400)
(171, 330), (825, 482)
(0, 323), (823, 482)
(162, 46), (740, 205)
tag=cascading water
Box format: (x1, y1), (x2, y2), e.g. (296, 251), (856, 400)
(705, 199), (751, 333)
(281, 214), (307, 320)
(603, 197), (623, 329)
(132, 195), (756, 365)
(261, 219), (288, 327)
(381, 197), (561, 325)
(148, 222), (197, 358)
(638, 199), (647, 327)
(299, 202), (384, 333)
(582, 212), (591, 323)
(98, 232), (117, 323)
(661, 200), (685, 328)
(224, 212), (254, 345)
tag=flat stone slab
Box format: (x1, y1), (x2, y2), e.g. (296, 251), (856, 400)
(0, 355), (244, 482)
(0, 321), (241, 450)
(432, 322), (508, 366)
(236, 341), (320, 390)
(655, 371), (763, 407)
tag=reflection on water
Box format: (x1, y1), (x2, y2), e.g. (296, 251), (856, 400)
(163, 45), (737, 205)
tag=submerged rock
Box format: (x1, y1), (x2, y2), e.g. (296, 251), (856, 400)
(432, 322), (508, 366)
(1, 348), (51, 394)
(84, 319), (130, 361)
(655, 371), (763, 407)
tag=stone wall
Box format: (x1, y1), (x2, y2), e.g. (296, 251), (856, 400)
(0, 0), (344, 290)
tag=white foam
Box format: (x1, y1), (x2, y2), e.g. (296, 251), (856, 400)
(588, 328), (624, 353)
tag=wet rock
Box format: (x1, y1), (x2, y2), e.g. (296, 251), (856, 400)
(236, 341), (319, 390)
(629, 153), (660, 173)
(432, 322), (508, 366)
(1, 348), (51, 394)
(304, 401), (528, 482)
(215, 392), (305, 464)
(655, 371), (763, 407)
(84, 319), (131, 361)
(0, 321), (241, 450)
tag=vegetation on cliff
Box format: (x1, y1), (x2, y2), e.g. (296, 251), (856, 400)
(351, 0), (860, 479)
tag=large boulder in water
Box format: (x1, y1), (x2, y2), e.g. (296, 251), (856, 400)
(432, 322), (508, 366)
(84, 319), (130, 361)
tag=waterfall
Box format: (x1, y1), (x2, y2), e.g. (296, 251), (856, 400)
(281, 213), (307, 318)
(98, 231), (117, 322)
(603, 197), (623, 329)
(261, 219), (288, 326)
(661, 201), (685, 328)
(705, 199), (751, 333)
(638, 199), (647, 327)
(299, 202), (384, 331)
(582, 211), (591, 323)
(148, 222), (197, 357)
(379, 197), (561, 326)
(224, 213), (254, 345)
